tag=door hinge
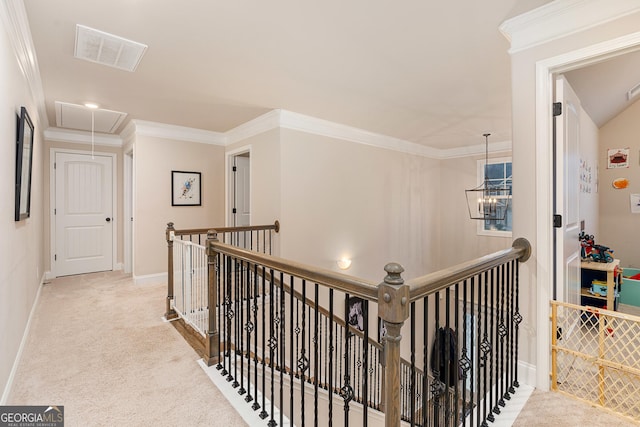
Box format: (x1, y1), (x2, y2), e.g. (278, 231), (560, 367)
(553, 214), (562, 228)
(232, 208), (237, 214)
(54, 254), (57, 261)
(232, 166), (237, 172)
(54, 208), (56, 215)
(54, 162), (56, 169)
(553, 102), (562, 117)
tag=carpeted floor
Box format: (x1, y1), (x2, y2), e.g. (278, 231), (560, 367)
(7, 271), (247, 427)
(6, 271), (637, 426)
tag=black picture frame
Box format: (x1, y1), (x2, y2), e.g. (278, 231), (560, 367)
(15, 106), (34, 221)
(171, 170), (202, 206)
(347, 296), (365, 332)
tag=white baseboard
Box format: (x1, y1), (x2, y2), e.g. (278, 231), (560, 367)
(44, 270), (55, 281)
(1, 274), (46, 404)
(517, 360), (537, 388)
(114, 262), (124, 271)
(134, 272), (167, 285)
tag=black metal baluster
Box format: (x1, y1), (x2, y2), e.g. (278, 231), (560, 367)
(268, 269), (277, 427)
(244, 261), (253, 403)
(259, 266), (268, 419)
(503, 262), (512, 403)
(362, 299), (369, 427)
(410, 301), (416, 426)
(290, 276), (295, 424)
(444, 287), (452, 425)
(432, 290), (442, 424)
(299, 280), (308, 426)
(328, 290), (334, 427)
(513, 260), (521, 389)
(481, 270), (491, 427)
(422, 295), (428, 427)
(279, 272), (285, 427)
(314, 284), (319, 427)
(508, 260), (516, 395)
(232, 258), (239, 389)
(216, 251), (223, 371)
(490, 267), (500, 418)
(225, 256), (233, 382)
(341, 293), (353, 427)
(252, 263), (260, 411)
(455, 281), (461, 427)
(238, 260), (246, 395)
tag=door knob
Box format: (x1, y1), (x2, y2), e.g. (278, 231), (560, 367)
(106, 217), (111, 222)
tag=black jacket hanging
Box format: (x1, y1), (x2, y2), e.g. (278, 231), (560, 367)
(430, 326), (458, 387)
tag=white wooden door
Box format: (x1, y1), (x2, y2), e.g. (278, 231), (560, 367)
(55, 152), (113, 276)
(233, 155), (251, 227)
(554, 76), (581, 305)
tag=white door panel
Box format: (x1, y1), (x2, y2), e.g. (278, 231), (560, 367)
(233, 155), (250, 227)
(555, 76), (581, 305)
(55, 152), (113, 276)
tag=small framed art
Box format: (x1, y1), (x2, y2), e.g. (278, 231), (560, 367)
(171, 171), (201, 206)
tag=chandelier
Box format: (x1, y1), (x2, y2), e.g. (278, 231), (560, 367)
(465, 133), (511, 221)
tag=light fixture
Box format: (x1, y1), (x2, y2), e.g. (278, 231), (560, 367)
(337, 257), (352, 270)
(465, 133), (511, 221)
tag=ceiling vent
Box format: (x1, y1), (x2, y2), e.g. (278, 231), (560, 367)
(74, 24), (147, 72)
(55, 101), (127, 133)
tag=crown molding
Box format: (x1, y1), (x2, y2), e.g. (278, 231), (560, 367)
(279, 110), (441, 158)
(500, 0), (640, 53)
(225, 110), (281, 145)
(131, 119), (226, 145)
(0, 0), (49, 129)
(439, 140), (512, 159)
(44, 127), (123, 147)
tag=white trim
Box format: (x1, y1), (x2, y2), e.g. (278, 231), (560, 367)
(49, 148), (118, 278)
(500, 0), (640, 53)
(44, 127), (123, 147)
(225, 110), (281, 145)
(1, 274), (45, 404)
(0, 0), (49, 129)
(534, 30), (640, 392)
(131, 119), (226, 145)
(133, 272), (167, 285)
(517, 360), (538, 387)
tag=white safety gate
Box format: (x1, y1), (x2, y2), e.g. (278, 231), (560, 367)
(172, 239), (209, 336)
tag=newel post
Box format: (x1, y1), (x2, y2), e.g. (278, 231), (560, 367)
(165, 222), (178, 320)
(378, 263), (410, 427)
(204, 230), (220, 366)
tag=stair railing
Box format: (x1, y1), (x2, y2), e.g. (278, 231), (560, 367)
(204, 229), (531, 427)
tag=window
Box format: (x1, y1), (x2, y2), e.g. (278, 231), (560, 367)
(477, 157), (512, 237)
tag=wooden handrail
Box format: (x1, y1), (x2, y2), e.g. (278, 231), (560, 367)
(173, 220), (280, 237)
(209, 240), (379, 301)
(407, 237), (531, 301)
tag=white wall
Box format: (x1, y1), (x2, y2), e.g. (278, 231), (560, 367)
(0, 13), (46, 401)
(577, 107), (599, 238)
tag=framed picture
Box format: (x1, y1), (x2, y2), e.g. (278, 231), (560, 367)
(607, 148), (629, 169)
(171, 171), (201, 206)
(15, 106), (34, 221)
(347, 296), (365, 332)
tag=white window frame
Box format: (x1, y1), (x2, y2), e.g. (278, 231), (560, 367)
(476, 156), (512, 237)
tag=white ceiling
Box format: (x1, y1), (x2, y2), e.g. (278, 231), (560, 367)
(22, 0), (640, 149)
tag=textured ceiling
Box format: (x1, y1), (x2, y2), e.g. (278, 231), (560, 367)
(24, 0), (634, 149)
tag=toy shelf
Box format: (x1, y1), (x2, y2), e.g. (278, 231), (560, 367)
(580, 259), (621, 311)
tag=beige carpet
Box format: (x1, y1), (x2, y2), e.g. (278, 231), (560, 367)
(7, 271), (247, 427)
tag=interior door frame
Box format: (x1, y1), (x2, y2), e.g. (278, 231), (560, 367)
(124, 148), (134, 274)
(225, 145), (251, 227)
(534, 32), (640, 390)
(49, 147), (118, 278)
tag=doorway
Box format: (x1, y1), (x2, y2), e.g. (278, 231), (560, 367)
(52, 149), (116, 277)
(535, 32), (640, 391)
(228, 148), (251, 227)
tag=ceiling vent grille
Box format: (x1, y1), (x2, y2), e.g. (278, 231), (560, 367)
(74, 24), (147, 72)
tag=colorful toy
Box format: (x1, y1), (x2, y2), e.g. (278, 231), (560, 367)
(579, 231), (614, 263)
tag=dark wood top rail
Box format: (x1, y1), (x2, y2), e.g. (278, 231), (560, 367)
(407, 237), (531, 301)
(172, 220), (280, 237)
(209, 240), (379, 301)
